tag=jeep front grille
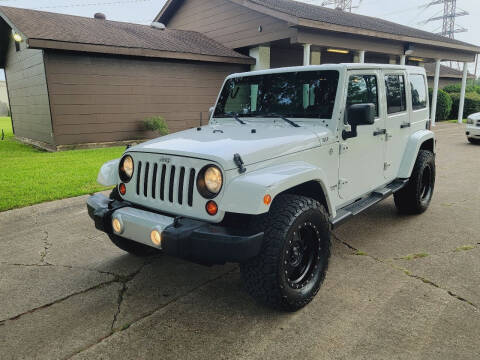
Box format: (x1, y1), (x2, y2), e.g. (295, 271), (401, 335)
(135, 160), (196, 207)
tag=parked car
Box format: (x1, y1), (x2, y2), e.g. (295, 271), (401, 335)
(87, 64), (436, 311)
(466, 113), (480, 144)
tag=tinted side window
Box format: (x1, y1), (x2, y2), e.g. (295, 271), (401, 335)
(410, 74), (427, 110)
(346, 75), (378, 116)
(385, 75), (407, 114)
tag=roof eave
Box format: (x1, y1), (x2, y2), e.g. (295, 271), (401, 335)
(27, 38), (255, 65)
(226, 0), (480, 54)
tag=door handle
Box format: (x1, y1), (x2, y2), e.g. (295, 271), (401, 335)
(373, 129), (386, 136)
(400, 123), (411, 129)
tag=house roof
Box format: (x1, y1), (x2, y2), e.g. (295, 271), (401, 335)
(0, 6), (254, 65)
(157, 0), (480, 53)
(424, 63), (476, 79)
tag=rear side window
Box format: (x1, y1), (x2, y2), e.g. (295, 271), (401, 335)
(410, 74), (427, 110)
(346, 75), (378, 116)
(385, 75), (406, 114)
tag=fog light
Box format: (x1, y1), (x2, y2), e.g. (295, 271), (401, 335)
(119, 183), (126, 195)
(206, 200), (218, 216)
(150, 230), (162, 247)
(112, 218), (122, 233)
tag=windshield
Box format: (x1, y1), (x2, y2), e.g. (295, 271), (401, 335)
(214, 70), (339, 119)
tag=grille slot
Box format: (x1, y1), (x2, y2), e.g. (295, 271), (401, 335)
(178, 167), (185, 205)
(131, 157), (199, 209)
(143, 163), (150, 197)
(136, 161), (142, 195)
(151, 163), (158, 199)
(168, 166), (176, 203)
(188, 169), (195, 207)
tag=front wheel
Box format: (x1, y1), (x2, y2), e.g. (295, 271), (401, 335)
(394, 150), (435, 214)
(240, 194), (331, 311)
(468, 137), (480, 144)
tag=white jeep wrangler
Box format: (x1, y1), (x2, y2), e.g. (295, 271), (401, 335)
(88, 64), (436, 311)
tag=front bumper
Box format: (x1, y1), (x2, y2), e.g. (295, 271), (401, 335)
(466, 126), (480, 138)
(87, 194), (263, 265)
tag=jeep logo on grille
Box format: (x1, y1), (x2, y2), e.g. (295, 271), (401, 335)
(158, 157), (171, 164)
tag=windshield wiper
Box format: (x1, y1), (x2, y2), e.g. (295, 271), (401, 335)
(225, 112), (246, 125)
(263, 113), (300, 128)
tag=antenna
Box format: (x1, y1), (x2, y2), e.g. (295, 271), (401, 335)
(423, 0), (468, 38)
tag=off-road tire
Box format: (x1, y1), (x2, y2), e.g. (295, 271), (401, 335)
(108, 234), (160, 257)
(394, 150), (435, 214)
(240, 194), (331, 311)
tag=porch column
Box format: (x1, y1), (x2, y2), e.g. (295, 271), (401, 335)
(303, 44), (311, 66)
(430, 59), (441, 127)
(400, 55), (406, 65)
(354, 50), (365, 63)
(311, 50), (321, 65)
(458, 62), (469, 124)
(249, 46), (270, 71)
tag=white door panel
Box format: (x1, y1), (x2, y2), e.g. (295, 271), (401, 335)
(383, 72), (410, 180)
(339, 71), (385, 201)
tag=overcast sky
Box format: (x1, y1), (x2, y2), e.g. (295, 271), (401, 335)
(0, 0), (478, 80)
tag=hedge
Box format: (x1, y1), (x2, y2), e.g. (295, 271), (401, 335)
(449, 92), (480, 119)
(428, 88), (452, 121)
(443, 83), (480, 95)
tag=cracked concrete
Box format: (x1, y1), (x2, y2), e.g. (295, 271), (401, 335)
(0, 123), (479, 359)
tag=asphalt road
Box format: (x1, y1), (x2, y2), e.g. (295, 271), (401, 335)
(1, 123), (479, 360)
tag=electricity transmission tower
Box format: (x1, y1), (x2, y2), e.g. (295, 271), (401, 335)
(423, 0), (468, 38)
(320, 0), (362, 12)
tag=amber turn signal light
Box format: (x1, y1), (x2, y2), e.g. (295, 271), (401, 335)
(263, 194), (272, 205)
(206, 200), (218, 216)
(119, 183), (126, 195)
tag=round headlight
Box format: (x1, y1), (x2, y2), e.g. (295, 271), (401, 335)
(119, 155), (134, 183)
(197, 165), (223, 198)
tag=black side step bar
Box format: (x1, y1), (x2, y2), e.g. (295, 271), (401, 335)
(330, 179), (408, 229)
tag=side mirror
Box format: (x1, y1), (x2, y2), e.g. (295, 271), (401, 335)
(342, 103), (376, 140)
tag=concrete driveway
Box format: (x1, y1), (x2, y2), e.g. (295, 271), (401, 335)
(1, 123), (479, 360)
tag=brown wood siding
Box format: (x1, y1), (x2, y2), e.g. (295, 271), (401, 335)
(167, 0), (294, 49)
(4, 40), (53, 144)
(44, 51), (245, 145)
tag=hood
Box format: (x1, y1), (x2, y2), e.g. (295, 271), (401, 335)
(130, 121), (329, 170)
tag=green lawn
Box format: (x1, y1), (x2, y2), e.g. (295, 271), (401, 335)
(447, 119), (467, 124)
(0, 117), (124, 212)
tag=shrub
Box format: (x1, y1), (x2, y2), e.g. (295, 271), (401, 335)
(428, 88), (452, 121)
(443, 83), (480, 95)
(143, 116), (169, 136)
(449, 92), (480, 119)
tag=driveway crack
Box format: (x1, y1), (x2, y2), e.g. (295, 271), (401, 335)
(332, 233), (479, 311)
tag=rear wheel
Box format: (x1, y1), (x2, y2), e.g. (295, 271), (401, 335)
(108, 234), (160, 257)
(394, 150), (435, 214)
(468, 137), (480, 144)
(240, 194), (331, 311)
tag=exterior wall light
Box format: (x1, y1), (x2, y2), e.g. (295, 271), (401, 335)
(13, 33), (23, 42)
(409, 57), (424, 62)
(327, 48), (349, 54)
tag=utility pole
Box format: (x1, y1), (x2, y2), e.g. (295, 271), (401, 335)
(423, 0), (468, 38)
(320, 0), (357, 12)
